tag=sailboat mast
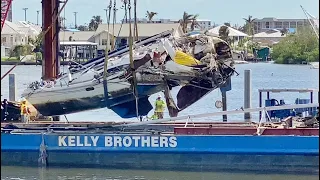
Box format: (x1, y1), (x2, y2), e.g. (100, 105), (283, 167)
(134, 0), (138, 41)
(42, 0), (60, 80)
(112, 0), (117, 50)
(300, 5), (319, 39)
(103, 0), (113, 106)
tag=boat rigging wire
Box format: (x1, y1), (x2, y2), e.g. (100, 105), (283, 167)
(128, 0), (140, 119)
(300, 5), (319, 40)
(1, 0), (70, 81)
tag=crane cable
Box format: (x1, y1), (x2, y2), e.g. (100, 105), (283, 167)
(102, 0), (113, 105)
(128, 0), (139, 118)
(1, 0), (70, 81)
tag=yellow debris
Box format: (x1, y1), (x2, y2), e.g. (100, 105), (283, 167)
(174, 50), (201, 66)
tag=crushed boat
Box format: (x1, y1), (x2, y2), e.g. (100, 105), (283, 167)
(22, 30), (236, 118)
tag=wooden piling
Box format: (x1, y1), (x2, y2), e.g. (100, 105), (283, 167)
(8, 73), (16, 101)
(244, 69), (252, 121)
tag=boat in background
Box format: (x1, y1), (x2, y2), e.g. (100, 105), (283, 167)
(309, 62), (319, 69)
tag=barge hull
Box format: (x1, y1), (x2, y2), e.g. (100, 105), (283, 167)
(2, 152), (318, 174)
(1, 134), (319, 173)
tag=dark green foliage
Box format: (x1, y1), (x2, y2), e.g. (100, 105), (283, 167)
(272, 27), (319, 64)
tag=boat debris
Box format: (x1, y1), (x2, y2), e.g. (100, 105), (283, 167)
(22, 31), (236, 118)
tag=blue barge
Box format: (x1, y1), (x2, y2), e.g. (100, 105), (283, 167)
(1, 131), (319, 173)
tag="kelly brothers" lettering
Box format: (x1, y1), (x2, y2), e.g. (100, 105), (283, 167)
(58, 135), (177, 148)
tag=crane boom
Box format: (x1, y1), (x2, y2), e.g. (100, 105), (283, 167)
(1, 0), (12, 32)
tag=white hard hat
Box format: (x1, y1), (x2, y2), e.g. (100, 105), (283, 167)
(20, 97), (26, 102)
(158, 94), (162, 98)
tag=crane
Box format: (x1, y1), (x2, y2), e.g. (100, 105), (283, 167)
(1, 0), (13, 32)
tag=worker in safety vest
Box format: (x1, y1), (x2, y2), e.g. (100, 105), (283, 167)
(154, 94), (166, 119)
(20, 98), (30, 123)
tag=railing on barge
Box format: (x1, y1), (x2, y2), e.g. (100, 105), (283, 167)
(1, 103), (318, 136)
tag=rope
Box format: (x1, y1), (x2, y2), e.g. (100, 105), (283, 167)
(38, 133), (48, 167)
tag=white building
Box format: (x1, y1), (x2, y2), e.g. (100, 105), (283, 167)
(59, 31), (97, 61)
(123, 18), (212, 30)
(93, 23), (184, 50)
(252, 29), (286, 45)
(1, 20), (29, 49)
(208, 25), (248, 45)
(253, 17), (314, 33)
(195, 19), (212, 30)
(1, 20), (41, 49)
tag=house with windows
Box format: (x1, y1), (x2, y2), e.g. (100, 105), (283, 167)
(207, 25), (248, 46)
(252, 29), (286, 45)
(253, 17), (312, 33)
(59, 31), (97, 61)
(1, 20), (29, 49)
(93, 23), (184, 51)
(1, 21), (42, 56)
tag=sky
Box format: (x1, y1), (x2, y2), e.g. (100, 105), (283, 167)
(11, 0), (319, 27)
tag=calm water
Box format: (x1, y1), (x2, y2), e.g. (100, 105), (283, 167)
(1, 166), (319, 180)
(1, 63), (319, 179)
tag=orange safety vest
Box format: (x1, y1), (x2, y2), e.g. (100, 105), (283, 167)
(20, 103), (29, 115)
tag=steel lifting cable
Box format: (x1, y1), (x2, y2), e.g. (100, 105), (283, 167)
(128, 0), (139, 118)
(102, 0), (113, 104)
(1, 0), (70, 81)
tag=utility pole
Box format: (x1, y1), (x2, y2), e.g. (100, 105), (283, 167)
(73, 11), (78, 28)
(36, 10), (40, 25)
(22, 8), (28, 21)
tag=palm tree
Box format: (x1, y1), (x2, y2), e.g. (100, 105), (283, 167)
(190, 14), (199, 31)
(179, 12), (194, 33)
(243, 15), (256, 36)
(78, 25), (89, 31)
(219, 25), (230, 44)
(145, 11), (157, 22)
(88, 16), (103, 31)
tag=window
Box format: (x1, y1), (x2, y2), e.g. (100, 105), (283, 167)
(297, 22), (304, 27)
(275, 22), (282, 29)
(265, 22), (270, 28)
(290, 22), (296, 28)
(1, 37), (6, 43)
(10, 37), (13, 43)
(102, 39), (108, 45)
(283, 22), (289, 28)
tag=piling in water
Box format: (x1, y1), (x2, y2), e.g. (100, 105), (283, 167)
(244, 69), (252, 121)
(222, 91), (227, 122)
(9, 73), (17, 101)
